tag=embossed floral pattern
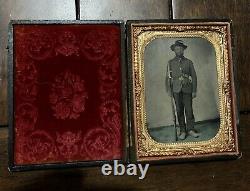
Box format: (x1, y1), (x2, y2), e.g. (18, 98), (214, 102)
(14, 25), (123, 164)
(98, 61), (119, 86)
(49, 70), (88, 120)
(99, 100), (122, 154)
(82, 128), (119, 160)
(25, 31), (54, 60)
(16, 131), (57, 163)
(15, 103), (38, 131)
(100, 100), (122, 131)
(94, 31), (123, 160)
(99, 85), (118, 100)
(56, 131), (81, 159)
(55, 31), (79, 57)
(15, 61), (38, 101)
(16, 61), (38, 84)
(80, 30), (116, 61)
(98, 58), (120, 100)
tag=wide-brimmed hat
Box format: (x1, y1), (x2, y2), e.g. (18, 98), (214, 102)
(170, 40), (187, 51)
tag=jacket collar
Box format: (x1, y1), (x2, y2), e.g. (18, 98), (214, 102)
(174, 55), (186, 62)
(175, 55), (185, 59)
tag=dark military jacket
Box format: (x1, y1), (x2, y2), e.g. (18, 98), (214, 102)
(166, 56), (197, 94)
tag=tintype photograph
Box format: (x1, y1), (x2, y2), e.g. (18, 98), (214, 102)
(145, 38), (219, 143)
(129, 21), (239, 162)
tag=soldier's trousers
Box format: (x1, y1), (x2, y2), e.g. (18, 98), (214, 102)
(173, 91), (195, 132)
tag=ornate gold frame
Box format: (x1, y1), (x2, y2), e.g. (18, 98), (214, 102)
(129, 22), (239, 161)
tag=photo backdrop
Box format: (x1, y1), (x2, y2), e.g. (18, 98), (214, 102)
(144, 37), (219, 128)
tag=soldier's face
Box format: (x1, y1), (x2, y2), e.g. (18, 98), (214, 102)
(174, 46), (184, 56)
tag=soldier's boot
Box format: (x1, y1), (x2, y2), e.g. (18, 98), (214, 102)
(179, 131), (186, 140)
(188, 129), (200, 138)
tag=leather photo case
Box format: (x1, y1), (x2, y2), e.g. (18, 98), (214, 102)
(8, 20), (239, 171)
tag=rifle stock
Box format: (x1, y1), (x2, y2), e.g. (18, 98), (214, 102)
(170, 87), (178, 141)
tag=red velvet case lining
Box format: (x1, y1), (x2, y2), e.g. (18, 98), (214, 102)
(13, 24), (123, 165)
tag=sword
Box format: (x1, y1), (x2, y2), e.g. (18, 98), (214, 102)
(167, 64), (178, 141)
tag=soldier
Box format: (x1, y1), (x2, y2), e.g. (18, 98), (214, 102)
(166, 40), (200, 140)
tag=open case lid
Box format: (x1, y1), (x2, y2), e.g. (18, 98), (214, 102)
(8, 20), (129, 171)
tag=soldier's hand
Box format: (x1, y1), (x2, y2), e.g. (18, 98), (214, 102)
(192, 92), (197, 99)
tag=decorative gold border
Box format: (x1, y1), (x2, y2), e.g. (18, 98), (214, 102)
(130, 22), (238, 161)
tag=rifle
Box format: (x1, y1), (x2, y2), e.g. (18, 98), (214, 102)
(167, 64), (178, 141)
